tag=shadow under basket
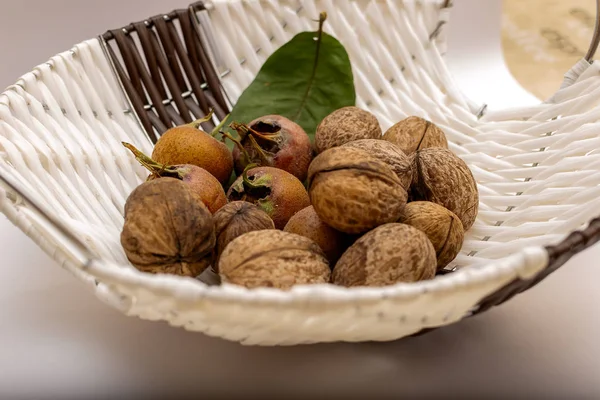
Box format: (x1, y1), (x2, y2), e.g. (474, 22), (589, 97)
(1, 0), (600, 345)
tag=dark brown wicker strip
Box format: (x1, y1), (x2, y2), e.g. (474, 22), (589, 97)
(101, 1), (228, 142)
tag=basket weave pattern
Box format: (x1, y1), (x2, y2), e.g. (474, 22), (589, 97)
(0, 0), (599, 345)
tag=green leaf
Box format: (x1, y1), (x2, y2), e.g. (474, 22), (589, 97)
(226, 14), (355, 143)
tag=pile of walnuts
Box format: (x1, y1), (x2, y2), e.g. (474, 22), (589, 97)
(120, 107), (478, 290)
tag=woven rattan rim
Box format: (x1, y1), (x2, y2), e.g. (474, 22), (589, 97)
(94, 0), (600, 324)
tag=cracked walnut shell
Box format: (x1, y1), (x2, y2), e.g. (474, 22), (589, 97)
(284, 205), (353, 265)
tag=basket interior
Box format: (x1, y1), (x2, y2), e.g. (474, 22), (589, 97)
(200, 0), (600, 269)
(1, 0), (600, 278)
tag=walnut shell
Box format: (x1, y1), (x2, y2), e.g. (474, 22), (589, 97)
(120, 178), (215, 277)
(410, 148), (479, 230)
(212, 201), (275, 271)
(383, 116), (448, 156)
(399, 201), (464, 270)
(332, 223), (436, 287)
(315, 106), (382, 154)
(307, 146), (407, 234)
(283, 205), (352, 265)
(342, 139), (413, 191)
(218, 230), (330, 289)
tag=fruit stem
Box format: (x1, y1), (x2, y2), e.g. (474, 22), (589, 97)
(221, 131), (253, 165)
(122, 142), (180, 177)
(230, 121), (280, 144)
(241, 163), (263, 190)
(247, 134), (271, 165)
(211, 114), (230, 137)
(187, 108), (215, 129)
(229, 121), (250, 141)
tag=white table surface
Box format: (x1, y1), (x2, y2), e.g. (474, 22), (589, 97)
(1, 1), (599, 398)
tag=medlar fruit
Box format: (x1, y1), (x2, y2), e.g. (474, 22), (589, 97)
(227, 165), (310, 229)
(151, 111), (233, 184)
(283, 205), (352, 265)
(123, 142), (226, 214)
(229, 115), (312, 181)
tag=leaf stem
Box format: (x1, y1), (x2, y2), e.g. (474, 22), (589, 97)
(293, 11), (327, 121)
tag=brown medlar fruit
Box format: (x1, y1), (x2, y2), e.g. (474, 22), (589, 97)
(410, 148), (479, 230)
(383, 116), (448, 156)
(229, 115), (312, 181)
(123, 142), (226, 214)
(315, 106), (382, 154)
(341, 138), (413, 191)
(151, 111), (233, 184)
(399, 201), (464, 270)
(218, 230), (330, 289)
(212, 201), (275, 270)
(283, 205), (352, 265)
(120, 178), (215, 277)
(332, 223), (436, 287)
(227, 165), (310, 229)
(307, 146), (407, 234)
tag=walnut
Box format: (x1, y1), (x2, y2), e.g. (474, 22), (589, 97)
(218, 230), (330, 289)
(315, 106), (382, 154)
(399, 201), (464, 270)
(307, 146), (407, 234)
(284, 205), (353, 265)
(342, 138), (413, 191)
(120, 178), (215, 277)
(212, 201), (275, 271)
(410, 147), (479, 230)
(332, 223), (436, 287)
(383, 116), (448, 156)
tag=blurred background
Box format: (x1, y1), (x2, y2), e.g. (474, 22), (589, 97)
(502, 0), (595, 99)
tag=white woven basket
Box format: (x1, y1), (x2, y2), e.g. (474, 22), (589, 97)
(1, 0), (599, 346)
